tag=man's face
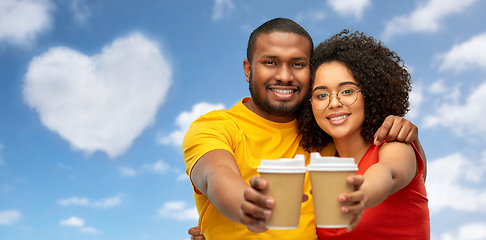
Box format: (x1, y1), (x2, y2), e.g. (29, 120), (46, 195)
(244, 32), (311, 118)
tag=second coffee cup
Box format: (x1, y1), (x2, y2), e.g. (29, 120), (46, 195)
(308, 153), (358, 228)
(257, 154), (307, 229)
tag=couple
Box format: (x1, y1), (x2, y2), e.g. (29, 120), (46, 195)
(183, 18), (429, 239)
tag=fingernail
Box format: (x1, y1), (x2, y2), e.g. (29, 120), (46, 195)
(263, 210), (271, 218)
(339, 196), (346, 202)
(342, 207), (349, 213)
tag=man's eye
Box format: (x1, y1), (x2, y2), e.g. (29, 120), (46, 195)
(292, 62), (304, 67)
(264, 61), (276, 65)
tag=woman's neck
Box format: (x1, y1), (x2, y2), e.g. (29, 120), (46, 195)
(333, 134), (372, 164)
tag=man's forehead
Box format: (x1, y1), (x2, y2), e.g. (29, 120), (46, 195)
(254, 32), (311, 57)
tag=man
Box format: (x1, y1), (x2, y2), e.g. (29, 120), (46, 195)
(183, 18), (425, 240)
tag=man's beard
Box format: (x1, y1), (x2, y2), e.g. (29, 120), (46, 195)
(248, 71), (302, 117)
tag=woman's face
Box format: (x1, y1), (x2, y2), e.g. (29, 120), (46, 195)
(311, 61), (365, 141)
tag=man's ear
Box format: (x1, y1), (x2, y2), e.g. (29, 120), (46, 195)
(243, 59), (251, 83)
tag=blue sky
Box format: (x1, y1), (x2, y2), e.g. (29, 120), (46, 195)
(1, 0), (486, 239)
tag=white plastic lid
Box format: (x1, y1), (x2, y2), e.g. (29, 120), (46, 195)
(257, 154), (307, 173)
(307, 152), (358, 171)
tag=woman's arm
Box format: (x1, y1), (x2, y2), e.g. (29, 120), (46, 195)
(360, 142), (418, 209)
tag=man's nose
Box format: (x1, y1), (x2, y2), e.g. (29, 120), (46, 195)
(274, 65), (293, 82)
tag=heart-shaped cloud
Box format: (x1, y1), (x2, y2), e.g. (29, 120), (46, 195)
(23, 33), (172, 158)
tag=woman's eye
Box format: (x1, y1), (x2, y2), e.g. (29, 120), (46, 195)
(341, 89), (354, 95)
(317, 93), (329, 99)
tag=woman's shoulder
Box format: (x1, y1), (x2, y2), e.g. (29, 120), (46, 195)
(378, 141), (415, 161)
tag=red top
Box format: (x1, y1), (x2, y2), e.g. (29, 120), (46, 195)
(317, 143), (430, 240)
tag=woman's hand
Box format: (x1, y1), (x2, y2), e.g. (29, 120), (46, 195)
(338, 175), (365, 232)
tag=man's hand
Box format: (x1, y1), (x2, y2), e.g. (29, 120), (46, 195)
(188, 226), (205, 240)
(337, 175), (365, 232)
(374, 115), (418, 145)
(373, 115), (427, 181)
(240, 177), (273, 233)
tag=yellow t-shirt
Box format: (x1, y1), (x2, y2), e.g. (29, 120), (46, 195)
(183, 97), (335, 240)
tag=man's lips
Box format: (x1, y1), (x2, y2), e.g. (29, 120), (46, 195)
(268, 86), (298, 100)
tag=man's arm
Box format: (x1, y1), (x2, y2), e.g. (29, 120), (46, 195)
(373, 115), (427, 181)
(190, 149), (250, 225)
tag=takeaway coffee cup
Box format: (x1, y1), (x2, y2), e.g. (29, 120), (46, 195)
(257, 154), (307, 229)
(308, 153), (358, 228)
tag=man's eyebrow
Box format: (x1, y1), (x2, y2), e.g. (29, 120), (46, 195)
(292, 56), (308, 61)
(262, 55), (278, 59)
(260, 55), (308, 60)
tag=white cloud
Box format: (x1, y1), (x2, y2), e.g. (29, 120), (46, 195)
(426, 152), (486, 214)
(58, 195), (121, 208)
(406, 82), (424, 119)
(327, 0), (370, 20)
(91, 195), (121, 208)
(212, 0), (234, 21)
(158, 102), (224, 147)
(433, 222), (486, 240)
(58, 197), (90, 206)
(60, 216), (99, 233)
(120, 160), (176, 177)
(80, 227), (99, 234)
(0, 0), (54, 47)
(68, 0), (90, 23)
(23, 33), (172, 158)
(429, 79), (448, 94)
(60, 216), (84, 227)
(158, 201), (198, 221)
(141, 160), (170, 174)
(423, 82), (486, 141)
(119, 166), (137, 177)
(176, 173), (189, 182)
(0, 210), (21, 225)
(382, 0), (478, 40)
(438, 32), (486, 71)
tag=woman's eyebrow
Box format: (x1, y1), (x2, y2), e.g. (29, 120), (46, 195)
(338, 81), (358, 87)
(312, 85), (327, 93)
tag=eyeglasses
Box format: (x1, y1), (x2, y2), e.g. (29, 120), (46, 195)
(310, 87), (362, 111)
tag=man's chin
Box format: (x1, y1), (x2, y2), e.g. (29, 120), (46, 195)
(263, 102), (301, 116)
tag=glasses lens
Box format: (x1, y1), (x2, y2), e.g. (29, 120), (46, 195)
(338, 87), (359, 106)
(311, 91), (330, 110)
(311, 87), (359, 110)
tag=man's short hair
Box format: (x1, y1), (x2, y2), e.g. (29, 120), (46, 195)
(246, 18), (313, 64)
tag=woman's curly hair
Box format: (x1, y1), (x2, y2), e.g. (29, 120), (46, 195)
(298, 30), (412, 152)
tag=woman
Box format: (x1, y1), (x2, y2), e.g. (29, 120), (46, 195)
(297, 30), (430, 239)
